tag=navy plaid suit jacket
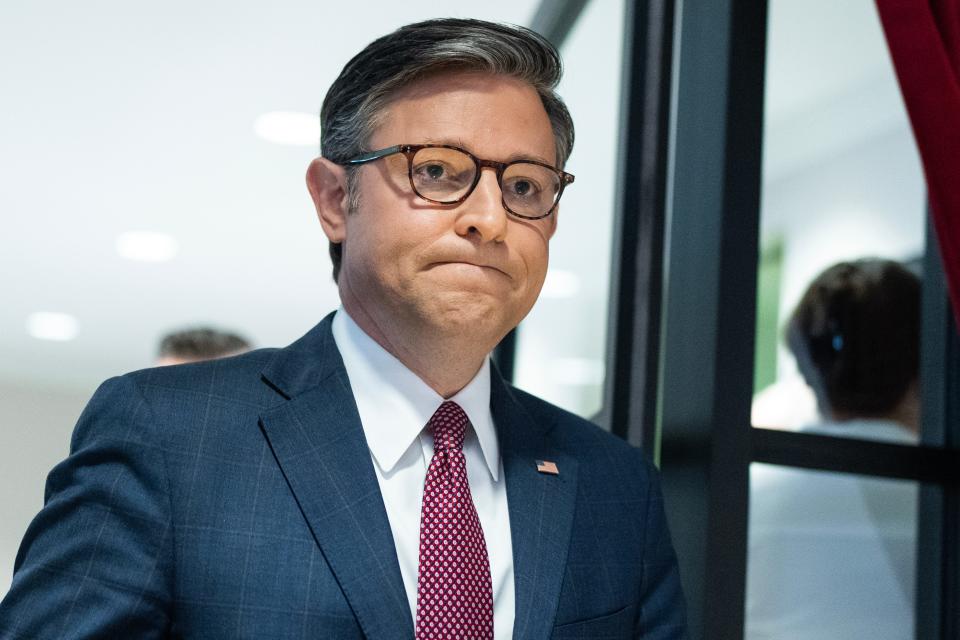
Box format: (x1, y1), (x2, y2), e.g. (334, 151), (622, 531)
(0, 313), (686, 639)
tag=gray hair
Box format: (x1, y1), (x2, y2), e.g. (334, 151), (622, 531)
(320, 18), (575, 282)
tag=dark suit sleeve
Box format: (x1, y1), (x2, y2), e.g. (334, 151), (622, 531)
(0, 375), (173, 639)
(635, 449), (688, 639)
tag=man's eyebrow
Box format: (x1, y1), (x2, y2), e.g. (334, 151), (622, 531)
(422, 137), (469, 149)
(420, 138), (556, 166)
(505, 151), (555, 165)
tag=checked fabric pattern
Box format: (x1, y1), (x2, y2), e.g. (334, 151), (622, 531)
(415, 401), (494, 639)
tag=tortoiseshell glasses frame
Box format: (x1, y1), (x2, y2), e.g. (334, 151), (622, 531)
(344, 143), (575, 220)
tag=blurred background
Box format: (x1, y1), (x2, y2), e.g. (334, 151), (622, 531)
(1, 1), (951, 637)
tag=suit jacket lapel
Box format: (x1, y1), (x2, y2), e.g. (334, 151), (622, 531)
(259, 314), (413, 639)
(491, 373), (579, 640)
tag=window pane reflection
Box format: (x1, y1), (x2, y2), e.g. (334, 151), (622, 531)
(746, 463), (918, 639)
(751, 0), (926, 440)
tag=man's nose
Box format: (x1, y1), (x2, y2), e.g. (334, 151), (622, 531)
(454, 168), (508, 242)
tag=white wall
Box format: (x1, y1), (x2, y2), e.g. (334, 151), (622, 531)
(0, 380), (92, 597)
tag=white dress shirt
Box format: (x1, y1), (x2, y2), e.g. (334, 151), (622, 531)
(331, 308), (515, 638)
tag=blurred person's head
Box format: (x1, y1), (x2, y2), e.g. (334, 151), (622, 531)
(156, 327), (252, 366)
(306, 19), (574, 381)
(786, 258), (921, 431)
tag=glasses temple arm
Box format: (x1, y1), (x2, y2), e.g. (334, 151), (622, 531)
(344, 145), (404, 165)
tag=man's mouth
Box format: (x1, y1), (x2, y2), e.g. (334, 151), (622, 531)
(429, 261), (511, 279)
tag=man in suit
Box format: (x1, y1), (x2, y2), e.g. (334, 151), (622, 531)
(0, 18), (686, 639)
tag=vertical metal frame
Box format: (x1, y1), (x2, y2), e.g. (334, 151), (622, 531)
(656, 0), (767, 636)
(529, 0), (590, 45)
(918, 213), (960, 640)
(602, 0), (675, 453)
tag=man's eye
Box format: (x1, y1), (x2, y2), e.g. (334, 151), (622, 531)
(415, 163), (451, 181)
(507, 178), (541, 198)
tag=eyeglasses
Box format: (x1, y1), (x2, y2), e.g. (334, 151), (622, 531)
(344, 144), (575, 220)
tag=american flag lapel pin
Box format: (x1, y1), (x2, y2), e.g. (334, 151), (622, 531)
(536, 460), (559, 475)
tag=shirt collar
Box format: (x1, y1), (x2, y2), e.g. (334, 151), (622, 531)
(331, 307), (499, 480)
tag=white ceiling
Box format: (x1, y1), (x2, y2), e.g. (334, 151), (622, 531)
(0, 0), (915, 396)
(762, 0), (910, 183)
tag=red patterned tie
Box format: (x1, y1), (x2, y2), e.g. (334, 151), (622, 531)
(415, 401), (495, 639)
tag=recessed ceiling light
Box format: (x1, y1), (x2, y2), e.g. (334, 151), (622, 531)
(540, 269), (581, 298)
(253, 111), (320, 146)
(116, 231), (179, 262)
(27, 312), (79, 341)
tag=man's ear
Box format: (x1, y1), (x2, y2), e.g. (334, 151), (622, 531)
(306, 157), (351, 244)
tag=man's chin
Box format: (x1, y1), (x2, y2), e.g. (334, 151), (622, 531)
(415, 294), (515, 339)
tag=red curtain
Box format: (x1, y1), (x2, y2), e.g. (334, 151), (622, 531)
(875, 0), (960, 326)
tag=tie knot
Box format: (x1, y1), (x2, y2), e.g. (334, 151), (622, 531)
(428, 401), (469, 452)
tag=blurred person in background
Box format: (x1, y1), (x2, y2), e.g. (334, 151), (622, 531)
(155, 326), (252, 366)
(747, 258), (920, 639)
(787, 258), (921, 437)
(0, 18), (686, 639)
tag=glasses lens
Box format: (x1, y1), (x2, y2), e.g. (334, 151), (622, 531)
(502, 162), (562, 218)
(410, 147), (477, 202)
